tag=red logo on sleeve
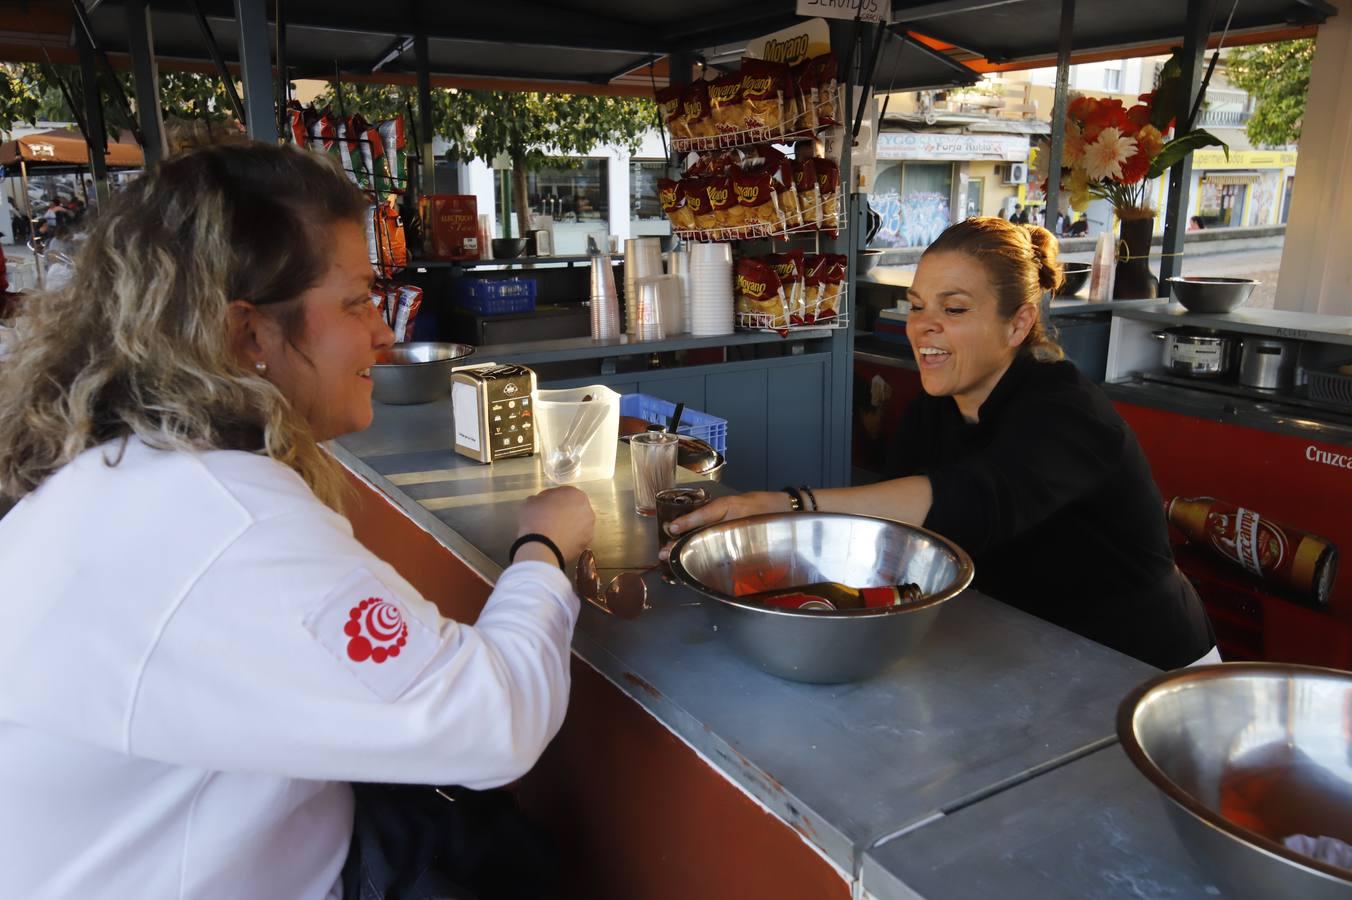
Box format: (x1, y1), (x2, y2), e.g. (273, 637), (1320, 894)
(343, 597), (409, 664)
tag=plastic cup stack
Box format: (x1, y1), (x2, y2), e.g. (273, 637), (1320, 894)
(688, 242), (735, 336)
(588, 239), (622, 341)
(668, 242), (692, 333)
(633, 275), (668, 342)
(624, 238), (665, 335)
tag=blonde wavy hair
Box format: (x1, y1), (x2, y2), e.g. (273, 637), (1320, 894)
(0, 142), (370, 509)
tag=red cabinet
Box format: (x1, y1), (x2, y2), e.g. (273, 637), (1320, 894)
(1116, 401), (1352, 668)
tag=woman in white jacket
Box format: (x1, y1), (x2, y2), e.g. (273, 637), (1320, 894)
(0, 143), (594, 900)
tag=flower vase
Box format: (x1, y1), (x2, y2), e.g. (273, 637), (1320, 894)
(1113, 214), (1159, 299)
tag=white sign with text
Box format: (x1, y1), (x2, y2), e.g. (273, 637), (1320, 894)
(796, 0), (891, 25)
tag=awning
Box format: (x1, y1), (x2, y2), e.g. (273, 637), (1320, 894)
(0, 129), (144, 170)
(1201, 171), (1262, 185)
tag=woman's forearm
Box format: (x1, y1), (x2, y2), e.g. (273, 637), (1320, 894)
(809, 476), (933, 525)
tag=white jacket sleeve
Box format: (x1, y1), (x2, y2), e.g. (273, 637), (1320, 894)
(126, 507), (580, 789)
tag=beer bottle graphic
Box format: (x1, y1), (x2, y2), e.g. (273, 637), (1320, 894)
(1166, 497), (1339, 608)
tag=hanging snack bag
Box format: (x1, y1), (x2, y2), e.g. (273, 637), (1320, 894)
(734, 167), (782, 232)
(377, 118), (408, 193)
(706, 175), (740, 229)
(794, 60), (817, 131)
(817, 254), (847, 322)
(392, 284), (424, 342)
(708, 71), (745, 141)
(735, 257), (788, 326)
(793, 157), (820, 227)
(683, 80), (714, 141)
(370, 284), (390, 324)
(802, 253), (826, 321)
(815, 159), (841, 236)
(656, 84), (688, 141)
(811, 53), (841, 126)
(757, 145), (801, 228)
(740, 59), (790, 140)
(765, 250), (806, 323)
(287, 106), (309, 145)
(361, 125), (388, 195)
(308, 113), (338, 156)
(369, 198), (407, 278)
(659, 178), (697, 231)
(684, 177), (717, 232)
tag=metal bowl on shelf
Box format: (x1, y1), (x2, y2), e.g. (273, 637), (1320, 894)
(668, 513), (973, 683)
(370, 342), (475, 405)
(1118, 663), (1352, 900)
(1056, 262), (1092, 297)
(491, 237), (530, 259)
(1167, 276), (1258, 313)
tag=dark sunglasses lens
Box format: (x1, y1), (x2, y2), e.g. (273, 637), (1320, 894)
(574, 550), (600, 601)
(606, 572), (648, 620)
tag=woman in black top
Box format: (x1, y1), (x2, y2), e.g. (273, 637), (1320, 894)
(667, 217), (1215, 669)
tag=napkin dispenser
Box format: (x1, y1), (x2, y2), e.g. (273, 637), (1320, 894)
(451, 364), (537, 463)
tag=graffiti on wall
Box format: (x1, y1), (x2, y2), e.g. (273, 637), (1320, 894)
(869, 190), (951, 248)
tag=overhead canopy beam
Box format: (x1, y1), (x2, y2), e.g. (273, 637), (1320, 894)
(75, 20), (112, 203)
(190, 0), (248, 125)
(122, 0), (166, 165)
(891, 0), (1031, 23)
(234, 0), (276, 141)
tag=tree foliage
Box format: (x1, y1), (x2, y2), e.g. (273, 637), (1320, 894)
(1225, 39), (1314, 148)
(1, 61), (240, 134)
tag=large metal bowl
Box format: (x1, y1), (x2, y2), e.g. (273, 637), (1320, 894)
(370, 342), (475, 405)
(668, 512), (974, 683)
(1118, 663), (1352, 900)
(1167, 276), (1258, 313)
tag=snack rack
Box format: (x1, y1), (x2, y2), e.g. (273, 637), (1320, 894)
(663, 81), (851, 337)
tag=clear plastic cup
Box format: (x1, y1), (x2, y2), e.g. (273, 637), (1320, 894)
(629, 431), (679, 516)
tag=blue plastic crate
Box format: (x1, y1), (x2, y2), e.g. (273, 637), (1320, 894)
(620, 394), (728, 455)
(454, 277), (537, 315)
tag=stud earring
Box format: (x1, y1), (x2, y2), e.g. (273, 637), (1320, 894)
(254, 361), (268, 375)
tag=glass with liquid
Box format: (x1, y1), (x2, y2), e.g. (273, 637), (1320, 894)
(656, 486), (710, 581)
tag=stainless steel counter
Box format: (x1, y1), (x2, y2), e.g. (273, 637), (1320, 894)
(330, 397), (1203, 893)
(861, 745), (1222, 900)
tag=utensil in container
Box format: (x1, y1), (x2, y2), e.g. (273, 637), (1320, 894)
(534, 385), (620, 484)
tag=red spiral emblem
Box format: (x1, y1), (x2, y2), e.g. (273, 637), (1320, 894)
(343, 597), (409, 664)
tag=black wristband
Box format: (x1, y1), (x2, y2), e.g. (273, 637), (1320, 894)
(799, 484), (819, 512)
(782, 486), (804, 512)
(510, 533), (566, 571)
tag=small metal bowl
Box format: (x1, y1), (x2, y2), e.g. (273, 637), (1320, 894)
(1167, 276), (1258, 314)
(1056, 262), (1092, 297)
(1118, 663), (1352, 900)
(669, 512), (974, 683)
(371, 342), (475, 405)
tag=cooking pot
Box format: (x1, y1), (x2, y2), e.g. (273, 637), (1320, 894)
(1153, 328), (1238, 379)
(1238, 337), (1299, 391)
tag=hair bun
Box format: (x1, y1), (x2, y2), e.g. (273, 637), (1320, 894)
(1024, 225), (1063, 293)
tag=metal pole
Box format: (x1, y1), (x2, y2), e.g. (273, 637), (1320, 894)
(123, 0), (166, 166)
(1159, 0), (1210, 286)
(234, 0), (278, 142)
(414, 33), (434, 196)
(275, 0), (289, 140)
(75, 25), (112, 205)
(1042, 0), (1074, 234)
(20, 160), (44, 290)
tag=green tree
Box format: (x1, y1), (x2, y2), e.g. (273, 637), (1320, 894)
(314, 82), (657, 236)
(1225, 39), (1314, 148)
(1, 61), (239, 134)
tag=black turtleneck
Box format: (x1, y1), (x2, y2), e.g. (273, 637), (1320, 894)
(887, 354), (1214, 669)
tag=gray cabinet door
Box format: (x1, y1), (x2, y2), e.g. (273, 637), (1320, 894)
(767, 362), (827, 488)
(703, 369), (768, 491)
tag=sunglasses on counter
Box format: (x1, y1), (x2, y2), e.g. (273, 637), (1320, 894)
(574, 549), (650, 620)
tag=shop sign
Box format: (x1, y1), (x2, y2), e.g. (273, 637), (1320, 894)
(876, 131), (1029, 162)
(796, 0), (891, 24)
(746, 17), (832, 64)
(1193, 149), (1297, 170)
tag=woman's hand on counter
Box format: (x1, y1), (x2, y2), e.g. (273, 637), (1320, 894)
(658, 492), (791, 561)
(517, 486), (596, 565)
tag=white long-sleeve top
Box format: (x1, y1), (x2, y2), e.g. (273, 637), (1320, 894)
(0, 438), (578, 900)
